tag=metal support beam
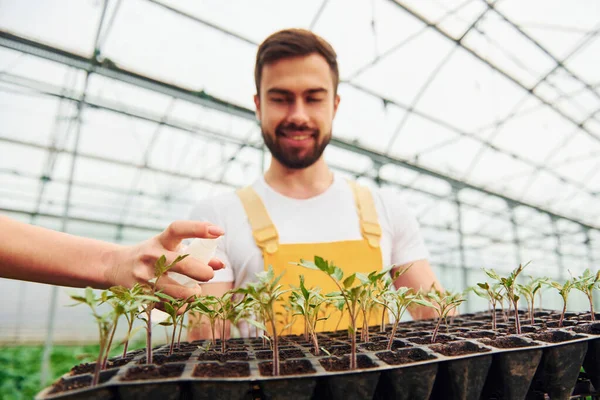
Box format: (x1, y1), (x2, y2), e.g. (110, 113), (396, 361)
(508, 203), (522, 267)
(1, 29), (598, 232)
(584, 229), (596, 270)
(550, 217), (565, 281)
(453, 188), (469, 311)
(387, 0), (600, 144)
(583, 228), (599, 314)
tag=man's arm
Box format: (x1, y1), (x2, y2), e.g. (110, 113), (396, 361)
(187, 281), (234, 341)
(0, 215), (225, 299)
(391, 259), (446, 320)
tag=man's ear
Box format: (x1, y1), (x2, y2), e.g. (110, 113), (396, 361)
(333, 94), (341, 118)
(254, 94), (261, 121)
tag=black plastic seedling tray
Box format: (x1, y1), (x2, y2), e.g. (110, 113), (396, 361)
(36, 310), (600, 400)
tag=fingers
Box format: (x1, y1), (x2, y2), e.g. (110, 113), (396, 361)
(166, 252), (217, 282)
(157, 220), (224, 251)
(155, 274), (202, 299)
(208, 258), (225, 271)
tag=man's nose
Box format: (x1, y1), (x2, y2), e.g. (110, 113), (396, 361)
(288, 100), (310, 125)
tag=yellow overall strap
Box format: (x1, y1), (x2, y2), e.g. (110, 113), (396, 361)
(236, 186), (279, 255)
(347, 181), (382, 248)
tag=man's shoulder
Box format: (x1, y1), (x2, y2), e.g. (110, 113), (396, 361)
(360, 183), (417, 222)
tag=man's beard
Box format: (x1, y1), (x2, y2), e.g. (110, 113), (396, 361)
(262, 122), (331, 169)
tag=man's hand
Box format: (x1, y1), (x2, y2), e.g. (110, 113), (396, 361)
(105, 221), (225, 299)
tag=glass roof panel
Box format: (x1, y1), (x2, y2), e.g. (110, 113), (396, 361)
(0, 0), (100, 55)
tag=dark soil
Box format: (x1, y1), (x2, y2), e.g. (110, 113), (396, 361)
(404, 330), (431, 337)
(193, 362), (250, 378)
(255, 349), (305, 360)
(457, 330), (497, 339)
(545, 320), (578, 328)
(50, 369), (117, 394)
(458, 322), (487, 327)
(448, 328), (472, 333)
(360, 339), (411, 351)
(197, 351), (249, 362)
(121, 363), (184, 381)
(376, 348), (437, 365)
(293, 341), (313, 347)
(527, 331), (585, 343)
(573, 322), (600, 335)
(258, 359), (316, 376)
(367, 335), (388, 342)
(138, 352), (191, 365)
(409, 334), (456, 345)
(430, 341), (492, 357)
(70, 357), (132, 375)
(479, 336), (538, 349)
(310, 344), (356, 356)
(319, 354), (377, 371)
(176, 345), (200, 352)
(498, 325), (539, 334)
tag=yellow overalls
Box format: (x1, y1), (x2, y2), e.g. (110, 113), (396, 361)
(236, 181), (384, 334)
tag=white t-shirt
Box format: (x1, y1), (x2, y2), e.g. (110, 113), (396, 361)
(189, 175), (429, 288)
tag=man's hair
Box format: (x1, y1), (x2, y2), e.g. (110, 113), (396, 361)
(254, 28), (339, 96)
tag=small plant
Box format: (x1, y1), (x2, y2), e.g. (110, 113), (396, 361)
(297, 256), (366, 370)
(356, 265), (404, 342)
(373, 265), (413, 333)
(236, 266), (288, 376)
(484, 263), (529, 334)
(69, 288), (118, 386)
(518, 277), (545, 325)
(289, 275), (328, 355)
(377, 286), (417, 350)
(109, 284), (145, 358)
(418, 288), (465, 343)
(156, 293), (197, 355)
(214, 292), (246, 353)
(137, 254), (188, 364)
(573, 269), (600, 321)
(192, 295), (220, 346)
(550, 278), (575, 327)
(471, 282), (503, 330)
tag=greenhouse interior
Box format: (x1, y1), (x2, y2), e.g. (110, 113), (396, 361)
(1, 0), (599, 399)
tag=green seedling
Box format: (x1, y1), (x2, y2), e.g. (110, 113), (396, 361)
(376, 286), (417, 350)
(470, 282), (503, 330)
(297, 256), (365, 370)
(374, 266), (410, 333)
(108, 284), (145, 358)
(518, 277), (545, 325)
(214, 292), (246, 353)
(137, 254), (188, 364)
(155, 292), (197, 355)
(236, 266), (288, 376)
(484, 263), (529, 334)
(550, 278), (575, 327)
(417, 288), (465, 343)
(69, 288), (119, 386)
(573, 269), (600, 321)
(100, 286), (144, 368)
(356, 265), (397, 342)
(192, 295), (220, 346)
(289, 275), (328, 356)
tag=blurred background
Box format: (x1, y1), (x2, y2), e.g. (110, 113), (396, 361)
(0, 0), (599, 396)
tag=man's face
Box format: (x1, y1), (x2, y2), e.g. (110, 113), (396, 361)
(255, 54), (340, 169)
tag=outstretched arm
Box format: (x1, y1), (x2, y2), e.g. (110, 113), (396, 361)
(0, 215), (225, 299)
(392, 259), (446, 320)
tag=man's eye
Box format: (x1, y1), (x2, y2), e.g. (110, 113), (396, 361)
(270, 97), (289, 103)
(307, 98), (323, 103)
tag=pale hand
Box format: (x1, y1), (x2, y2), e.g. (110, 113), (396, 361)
(104, 221), (225, 299)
